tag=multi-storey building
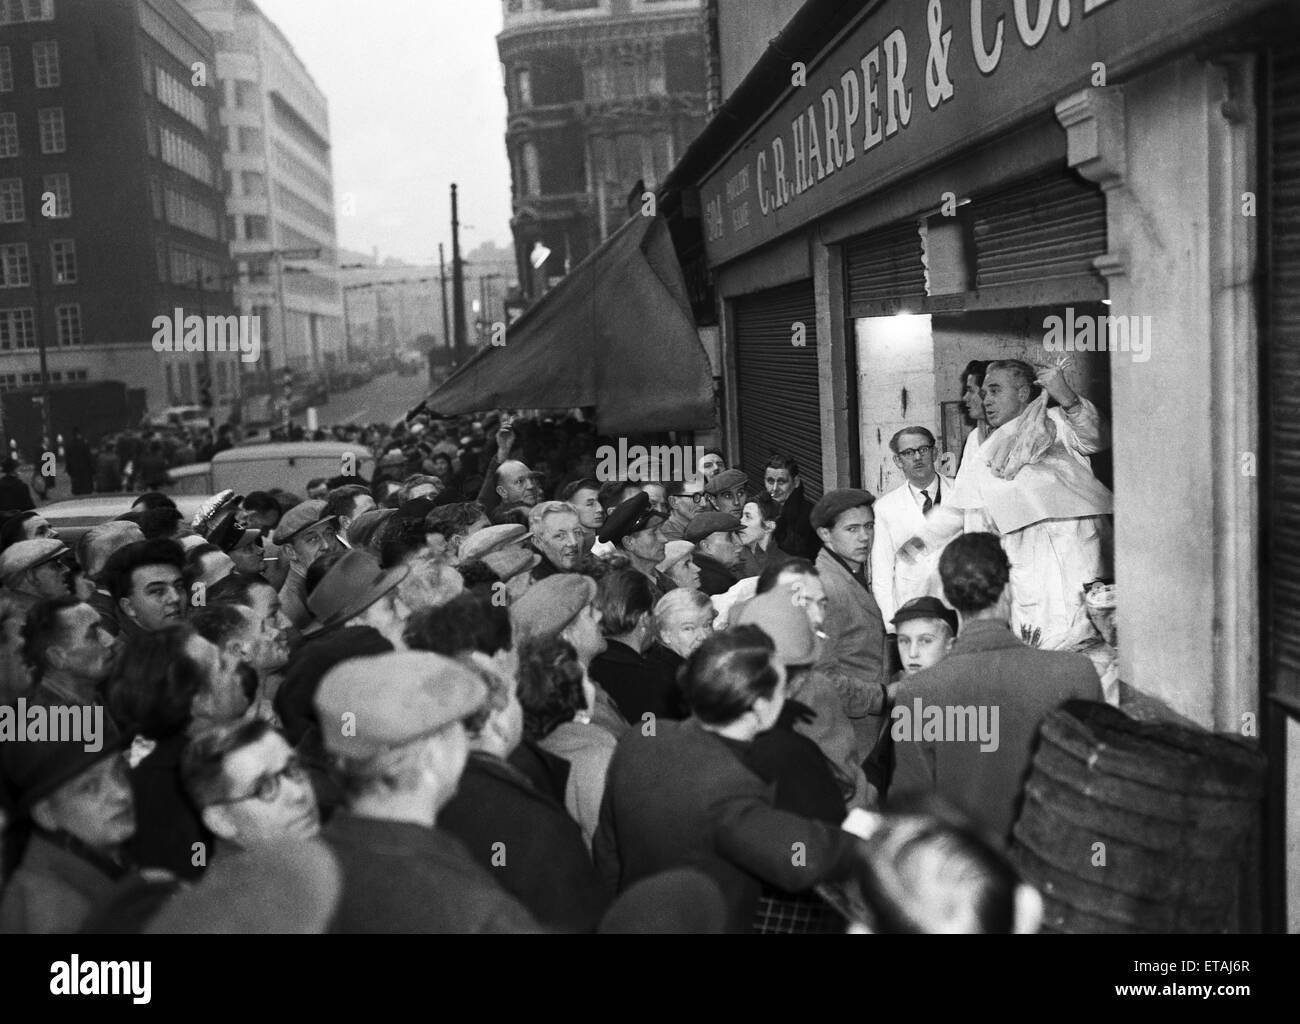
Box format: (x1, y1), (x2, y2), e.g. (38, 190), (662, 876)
(0, 0), (234, 420)
(181, 0), (342, 384)
(497, 0), (707, 299)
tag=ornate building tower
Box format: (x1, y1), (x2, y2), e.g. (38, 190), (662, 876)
(498, 0), (707, 299)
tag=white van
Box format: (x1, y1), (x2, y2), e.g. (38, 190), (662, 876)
(164, 441), (375, 497)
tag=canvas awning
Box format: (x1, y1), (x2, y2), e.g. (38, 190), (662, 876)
(418, 214), (715, 434)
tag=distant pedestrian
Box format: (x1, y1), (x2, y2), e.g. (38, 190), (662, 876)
(65, 429), (95, 496)
(0, 458), (35, 512)
(94, 442), (121, 493)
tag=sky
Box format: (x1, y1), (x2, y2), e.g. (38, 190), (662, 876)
(255, 0), (513, 267)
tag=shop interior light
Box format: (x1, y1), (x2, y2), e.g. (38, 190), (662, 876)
(530, 242), (552, 269)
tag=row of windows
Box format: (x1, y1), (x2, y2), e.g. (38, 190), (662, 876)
(0, 174), (71, 221)
(276, 220), (331, 262)
(164, 186), (219, 240)
(166, 360), (234, 406)
(0, 370), (89, 393)
(0, 108), (66, 157)
(0, 303), (81, 349)
(274, 181), (334, 235)
(155, 65), (208, 131)
(0, 0), (54, 25)
(0, 241), (74, 287)
(271, 141), (333, 203)
(138, 3), (206, 73)
(158, 125), (214, 186)
(0, 40), (58, 90)
(157, 242), (224, 290)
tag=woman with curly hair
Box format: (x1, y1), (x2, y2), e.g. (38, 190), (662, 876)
(515, 635), (616, 850)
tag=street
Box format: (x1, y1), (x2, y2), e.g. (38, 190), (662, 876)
(290, 369), (431, 431)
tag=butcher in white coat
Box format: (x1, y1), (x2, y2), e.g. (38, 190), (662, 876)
(871, 426), (948, 627)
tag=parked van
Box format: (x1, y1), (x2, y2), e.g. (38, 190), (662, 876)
(163, 441), (375, 498)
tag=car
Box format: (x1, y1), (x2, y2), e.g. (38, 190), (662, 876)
(38, 493), (216, 547)
(145, 405), (212, 431)
(140, 440), (377, 499)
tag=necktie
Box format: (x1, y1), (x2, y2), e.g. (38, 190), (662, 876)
(921, 489), (932, 515)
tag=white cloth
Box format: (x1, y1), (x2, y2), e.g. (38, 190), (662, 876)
(871, 479), (945, 626)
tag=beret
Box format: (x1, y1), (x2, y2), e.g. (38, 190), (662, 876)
(683, 512), (742, 543)
(809, 488), (875, 531)
(314, 651), (487, 759)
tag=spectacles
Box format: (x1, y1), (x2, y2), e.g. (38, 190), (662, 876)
(212, 756), (307, 805)
(676, 492), (708, 505)
(896, 446), (934, 460)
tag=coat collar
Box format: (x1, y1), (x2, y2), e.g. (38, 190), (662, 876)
(816, 546), (869, 591)
(950, 618), (1024, 654)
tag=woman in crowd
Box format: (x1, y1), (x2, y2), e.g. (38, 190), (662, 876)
(645, 587), (714, 683)
(588, 570), (681, 722)
(516, 635), (617, 850)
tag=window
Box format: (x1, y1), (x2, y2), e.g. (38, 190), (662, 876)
(159, 126), (213, 185)
(0, 47), (12, 92)
(55, 302), (81, 345)
(522, 142), (540, 197)
(156, 239), (168, 283)
(244, 214), (268, 241)
(150, 177), (163, 219)
(0, 242), (29, 287)
(38, 107), (64, 153)
(33, 41), (59, 88)
(42, 172), (70, 217)
(237, 126), (263, 155)
(0, 307), (35, 350)
(0, 112), (17, 157)
(241, 170), (266, 196)
(1, 0), (54, 24)
(142, 56), (153, 95)
(0, 178), (22, 222)
(164, 187), (218, 239)
(155, 66), (207, 130)
(235, 80), (258, 110)
(516, 67), (532, 108)
(50, 238), (75, 283)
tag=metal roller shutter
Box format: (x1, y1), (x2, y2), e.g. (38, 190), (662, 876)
(844, 221), (927, 318)
(1266, 44), (1300, 701)
(732, 280), (822, 500)
(970, 170), (1108, 306)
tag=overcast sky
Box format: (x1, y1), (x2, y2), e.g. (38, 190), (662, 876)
(255, 0), (513, 266)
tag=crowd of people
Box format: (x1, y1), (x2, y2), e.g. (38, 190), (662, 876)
(0, 357), (1122, 934)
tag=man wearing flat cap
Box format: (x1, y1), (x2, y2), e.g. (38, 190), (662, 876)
(317, 652), (542, 932)
(273, 500), (342, 629)
(0, 727), (137, 934)
(684, 512), (745, 597)
(810, 489), (891, 780)
(704, 469), (749, 518)
(0, 538), (73, 615)
(599, 493), (672, 601)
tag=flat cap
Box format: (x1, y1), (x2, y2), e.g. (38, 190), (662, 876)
(598, 492), (666, 545)
(735, 583), (820, 667)
(683, 512), (742, 544)
(510, 573), (596, 642)
(459, 524), (528, 563)
(483, 546), (539, 581)
(704, 469), (749, 496)
(272, 500), (337, 545)
(809, 488), (875, 531)
(314, 651), (487, 759)
(659, 540), (695, 572)
(891, 595), (958, 636)
(0, 538), (69, 581)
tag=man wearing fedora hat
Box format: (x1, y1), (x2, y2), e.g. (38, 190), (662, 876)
(317, 651), (542, 932)
(301, 549), (411, 649)
(0, 728), (136, 933)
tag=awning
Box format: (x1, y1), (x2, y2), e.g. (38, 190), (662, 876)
(418, 214), (715, 434)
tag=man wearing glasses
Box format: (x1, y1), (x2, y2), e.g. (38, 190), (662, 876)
(182, 719), (320, 859)
(871, 427), (947, 628)
(659, 475), (709, 543)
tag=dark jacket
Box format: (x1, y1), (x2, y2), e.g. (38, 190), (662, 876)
(589, 638), (686, 723)
(593, 718), (862, 932)
(889, 618), (1104, 845)
(323, 812), (542, 933)
(439, 752), (610, 932)
(774, 484), (819, 561)
(693, 552), (738, 597)
(125, 733), (211, 881)
(508, 737), (571, 807)
(0, 830), (129, 934)
(0, 473), (34, 512)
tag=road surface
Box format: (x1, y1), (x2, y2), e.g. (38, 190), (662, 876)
(292, 369), (432, 430)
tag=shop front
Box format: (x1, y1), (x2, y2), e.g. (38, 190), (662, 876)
(675, 0), (1299, 927)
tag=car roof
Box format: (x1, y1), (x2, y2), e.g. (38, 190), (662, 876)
(211, 441), (373, 463)
(39, 493), (214, 524)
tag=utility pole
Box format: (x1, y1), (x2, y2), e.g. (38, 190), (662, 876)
(451, 184), (467, 367)
(438, 243), (450, 354)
